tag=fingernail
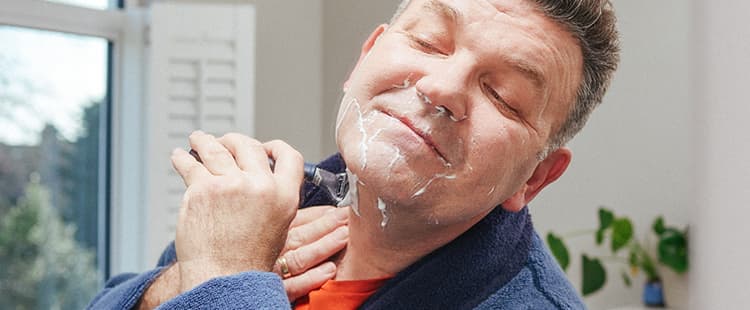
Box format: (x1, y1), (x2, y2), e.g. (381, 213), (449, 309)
(322, 262), (336, 275)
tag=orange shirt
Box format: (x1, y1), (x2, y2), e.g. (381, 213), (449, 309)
(294, 277), (391, 310)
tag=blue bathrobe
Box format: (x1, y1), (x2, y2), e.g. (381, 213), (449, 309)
(88, 154), (584, 309)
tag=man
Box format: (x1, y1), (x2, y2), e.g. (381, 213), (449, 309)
(89, 0), (619, 308)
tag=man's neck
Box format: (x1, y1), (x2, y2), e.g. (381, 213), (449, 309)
(332, 184), (486, 280)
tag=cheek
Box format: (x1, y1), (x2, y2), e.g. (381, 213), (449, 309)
(336, 95), (373, 171)
(350, 42), (427, 95)
(462, 122), (536, 197)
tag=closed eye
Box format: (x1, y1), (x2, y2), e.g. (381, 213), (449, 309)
(484, 83), (521, 117)
(406, 33), (445, 55)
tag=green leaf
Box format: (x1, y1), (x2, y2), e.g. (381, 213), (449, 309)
(546, 232), (570, 271)
(628, 250), (638, 268)
(611, 218), (633, 252)
(595, 228), (605, 245)
(582, 255), (607, 296)
(658, 228), (688, 273)
(621, 270), (632, 287)
(598, 207), (614, 231)
(652, 216), (665, 235)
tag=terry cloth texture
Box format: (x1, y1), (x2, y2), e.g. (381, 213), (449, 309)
(87, 153), (584, 309)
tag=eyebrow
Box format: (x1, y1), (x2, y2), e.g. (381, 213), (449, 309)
(506, 57), (547, 96)
(422, 0), (461, 24)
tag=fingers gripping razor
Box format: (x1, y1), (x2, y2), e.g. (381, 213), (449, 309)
(188, 149), (349, 206)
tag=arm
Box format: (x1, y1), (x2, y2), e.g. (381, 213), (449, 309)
(136, 205), (349, 309)
(90, 132), (349, 309)
(85, 267), (167, 309)
(136, 263), (180, 309)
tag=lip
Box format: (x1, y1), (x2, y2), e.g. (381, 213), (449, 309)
(379, 109), (449, 163)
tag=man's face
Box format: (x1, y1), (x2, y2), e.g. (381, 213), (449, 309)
(336, 0), (582, 227)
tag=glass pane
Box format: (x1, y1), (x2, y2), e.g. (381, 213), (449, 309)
(0, 26), (108, 309)
(46, 0), (113, 10)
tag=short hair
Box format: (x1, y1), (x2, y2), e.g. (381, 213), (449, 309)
(390, 0), (621, 158)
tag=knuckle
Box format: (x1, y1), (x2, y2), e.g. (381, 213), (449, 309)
(209, 177), (246, 197)
(267, 139), (284, 146)
(183, 161), (202, 178)
(289, 149), (304, 163)
(222, 132), (241, 141)
(245, 136), (262, 145)
(203, 145), (229, 159)
(285, 250), (305, 272)
(285, 232), (304, 251)
(222, 132), (251, 146)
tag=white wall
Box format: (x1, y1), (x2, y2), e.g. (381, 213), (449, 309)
(253, 0), (324, 161)
(532, 1), (693, 308)
(690, 0), (750, 308)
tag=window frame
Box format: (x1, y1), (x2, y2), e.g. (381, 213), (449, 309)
(0, 0), (146, 280)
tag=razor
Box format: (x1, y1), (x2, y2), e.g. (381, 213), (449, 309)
(188, 149), (349, 206)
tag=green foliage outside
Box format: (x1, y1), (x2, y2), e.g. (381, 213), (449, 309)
(0, 50), (104, 309)
(546, 207), (688, 296)
(0, 180), (98, 310)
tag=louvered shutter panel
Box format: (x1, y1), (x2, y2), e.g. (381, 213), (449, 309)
(146, 1), (255, 263)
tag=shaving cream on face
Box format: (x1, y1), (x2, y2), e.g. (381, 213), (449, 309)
(392, 74), (412, 89)
(353, 100), (369, 170)
(339, 168), (361, 216)
(377, 197), (388, 228)
(410, 173), (456, 198)
(335, 75), (479, 228)
(427, 213), (440, 225)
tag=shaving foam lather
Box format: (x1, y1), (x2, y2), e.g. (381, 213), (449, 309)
(188, 149), (349, 206)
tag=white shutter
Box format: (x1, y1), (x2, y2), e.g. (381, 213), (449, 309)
(145, 1), (255, 264)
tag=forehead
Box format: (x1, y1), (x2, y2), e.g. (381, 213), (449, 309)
(395, 0), (583, 116)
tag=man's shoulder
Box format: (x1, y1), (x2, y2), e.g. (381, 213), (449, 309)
(476, 232), (586, 310)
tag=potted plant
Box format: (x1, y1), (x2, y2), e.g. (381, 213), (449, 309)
(546, 207), (688, 307)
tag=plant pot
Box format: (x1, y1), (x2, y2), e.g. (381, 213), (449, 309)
(643, 280), (664, 307)
(658, 265), (689, 309)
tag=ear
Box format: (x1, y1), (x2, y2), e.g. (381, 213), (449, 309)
(501, 147), (572, 212)
(343, 24), (388, 90)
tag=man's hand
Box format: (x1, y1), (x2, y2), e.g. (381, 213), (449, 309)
(171, 131), (304, 292)
(276, 205), (350, 302)
(137, 206), (350, 309)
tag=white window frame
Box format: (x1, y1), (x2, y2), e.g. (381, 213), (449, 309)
(0, 0), (147, 277)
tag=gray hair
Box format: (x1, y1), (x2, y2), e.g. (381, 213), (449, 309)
(390, 0), (621, 159)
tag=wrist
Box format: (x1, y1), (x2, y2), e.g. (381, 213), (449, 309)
(138, 263), (181, 310)
(177, 258), (271, 293)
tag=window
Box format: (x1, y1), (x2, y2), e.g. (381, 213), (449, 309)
(0, 25), (110, 309)
(0, 1), (255, 306)
(46, 0), (113, 10)
(0, 0), (133, 308)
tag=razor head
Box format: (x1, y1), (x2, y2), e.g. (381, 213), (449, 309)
(311, 168), (350, 206)
(334, 173), (350, 204)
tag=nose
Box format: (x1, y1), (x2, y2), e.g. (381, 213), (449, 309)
(414, 60), (471, 121)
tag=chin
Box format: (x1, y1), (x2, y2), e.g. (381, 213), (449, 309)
(339, 143), (423, 203)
